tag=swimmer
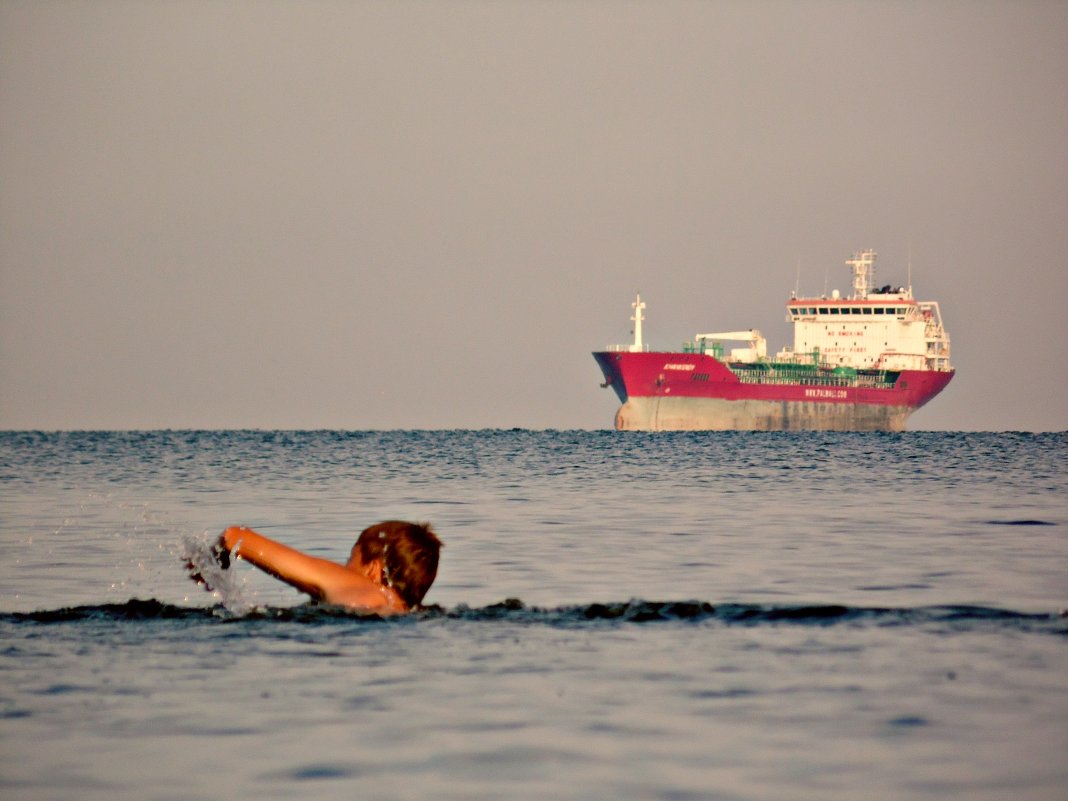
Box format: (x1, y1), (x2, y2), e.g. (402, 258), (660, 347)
(188, 521), (442, 614)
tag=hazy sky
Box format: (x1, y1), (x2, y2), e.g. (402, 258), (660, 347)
(2, 1), (1066, 431)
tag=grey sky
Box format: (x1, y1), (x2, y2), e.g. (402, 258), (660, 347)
(2, 1), (1065, 431)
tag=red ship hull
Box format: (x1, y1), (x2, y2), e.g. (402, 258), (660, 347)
(593, 351), (955, 431)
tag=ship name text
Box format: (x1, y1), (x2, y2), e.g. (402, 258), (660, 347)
(663, 363), (695, 371)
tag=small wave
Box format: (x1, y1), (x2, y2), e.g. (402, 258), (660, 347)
(984, 519), (1057, 526)
(3, 599), (221, 623)
(441, 600), (1067, 632)
(3, 598), (1065, 635)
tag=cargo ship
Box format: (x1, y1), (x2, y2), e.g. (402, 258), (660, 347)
(593, 250), (953, 431)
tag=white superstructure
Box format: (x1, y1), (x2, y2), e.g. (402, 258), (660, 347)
(778, 250), (952, 372)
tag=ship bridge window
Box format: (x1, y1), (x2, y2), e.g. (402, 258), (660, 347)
(862, 307), (872, 314)
(874, 308), (885, 315)
(829, 307), (840, 315)
(849, 307), (861, 314)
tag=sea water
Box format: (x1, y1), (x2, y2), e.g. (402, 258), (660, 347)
(0, 430), (1065, 801)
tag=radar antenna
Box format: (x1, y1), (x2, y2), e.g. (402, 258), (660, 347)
(845, 249), (877, 299)
(629, 293), (646, 352)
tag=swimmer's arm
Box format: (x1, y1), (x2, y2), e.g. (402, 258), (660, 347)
(219, 526), (392, 609)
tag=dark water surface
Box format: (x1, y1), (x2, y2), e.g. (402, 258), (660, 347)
(1, 431), (1066, 800)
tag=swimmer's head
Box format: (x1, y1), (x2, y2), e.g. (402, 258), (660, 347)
(350, 521), (442, 608)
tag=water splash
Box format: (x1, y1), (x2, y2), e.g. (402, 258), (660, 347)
(180, 532), (250, 613)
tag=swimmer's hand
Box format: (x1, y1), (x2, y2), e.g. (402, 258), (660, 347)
(184, 533), (231, 591)
(210, 535), (231, 570)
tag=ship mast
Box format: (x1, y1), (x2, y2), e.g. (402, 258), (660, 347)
(845, 249), (877, 299)
(629, 293), (646, 352)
